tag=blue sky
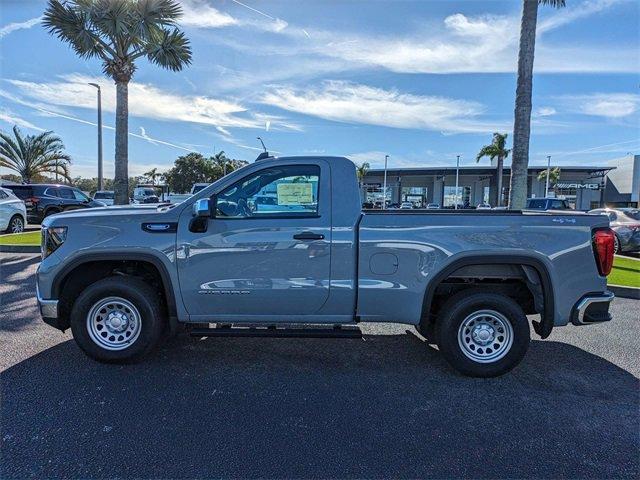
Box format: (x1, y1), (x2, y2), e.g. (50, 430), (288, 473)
(0, 0), (638, 179)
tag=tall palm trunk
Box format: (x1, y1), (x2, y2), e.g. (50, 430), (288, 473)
(114, 81), (129, 205)
(496, 155), (504, 207)
(509, 0), (538, 209)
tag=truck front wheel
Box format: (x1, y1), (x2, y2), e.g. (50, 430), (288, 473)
(435, 290), (530, 377)
(70, 276), (165, 363)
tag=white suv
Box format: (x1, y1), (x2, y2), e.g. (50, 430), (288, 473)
(0, 187), (27, 233)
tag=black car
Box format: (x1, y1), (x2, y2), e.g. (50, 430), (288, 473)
(4, 184), (105, 224)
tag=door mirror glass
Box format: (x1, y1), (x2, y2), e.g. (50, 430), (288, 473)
(192, 198), (210, 218)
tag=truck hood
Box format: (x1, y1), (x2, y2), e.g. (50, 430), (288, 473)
(42, 204), (179, 226)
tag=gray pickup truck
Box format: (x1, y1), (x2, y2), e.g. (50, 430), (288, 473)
(36, 156), (616, 377)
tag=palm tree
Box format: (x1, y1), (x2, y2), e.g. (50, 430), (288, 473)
(143, 167), (160, 185)
(537, 166), (561, 196)
(509, 0), (566, 209)
(476, 133), (510, 207)
(355, 162), (370, 186)
(212, 151), (230, 176)
(43, 0), (192, 205)
(0, 126), (72, 183)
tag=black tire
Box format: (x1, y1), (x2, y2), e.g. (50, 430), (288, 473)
(43, 208), (60, 218)
(5, 215), (25, 234)
(435, 290), (530, 377)
(70, 276), (165, 364)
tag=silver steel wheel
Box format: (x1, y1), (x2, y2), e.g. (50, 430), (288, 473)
(86, 297), (142, 351)
(613, 235), (620, 254)
(457, 310), (514, 363)
(10, 216), (24, 233)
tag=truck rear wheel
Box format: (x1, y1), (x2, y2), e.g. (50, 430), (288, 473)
(435, 290), (530, 377)
(70, 276), (165, 363)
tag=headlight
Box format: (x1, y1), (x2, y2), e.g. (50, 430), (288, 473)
(42, 226), (67, 259)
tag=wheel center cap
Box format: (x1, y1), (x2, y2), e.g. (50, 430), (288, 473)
(473, 324), (494, 344)
(108, 313), (127, 330)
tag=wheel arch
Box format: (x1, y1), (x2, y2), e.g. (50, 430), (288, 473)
(52, 252), (178, 331)
(420, 254), (555, 339)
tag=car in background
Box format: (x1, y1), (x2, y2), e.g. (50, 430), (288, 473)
(525, 198), (573, 211)
(93, 190), (114, 206)
(426, 203), (440, 209)
(0, 187), (27, 233)
(3, 184), (105, 224)
(400, 201), (413, 209)
(132, 187), (160, 204)
(589, 208), (640, 254)
(476, 203), (492, 210)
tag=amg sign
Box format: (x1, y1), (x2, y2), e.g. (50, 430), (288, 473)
(556, 182), (601, 190)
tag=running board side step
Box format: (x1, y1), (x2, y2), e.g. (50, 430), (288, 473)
(189, 324), (362, 339)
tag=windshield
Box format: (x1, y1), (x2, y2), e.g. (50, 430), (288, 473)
(620, 210), (640, 221)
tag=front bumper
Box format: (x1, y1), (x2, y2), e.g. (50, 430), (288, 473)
(571, 291), (614, 325)
(36, 283), (64, 330)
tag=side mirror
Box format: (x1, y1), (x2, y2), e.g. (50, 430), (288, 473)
(192, 198), (210, 218)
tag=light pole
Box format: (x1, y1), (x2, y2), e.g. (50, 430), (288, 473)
(455, 155), (460, 209)
(88, 83), (103, 191)
(544, 155), (551, 197)
(383, 154), (389, 210)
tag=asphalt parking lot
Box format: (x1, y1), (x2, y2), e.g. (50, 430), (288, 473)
(1, 253), (638, 479)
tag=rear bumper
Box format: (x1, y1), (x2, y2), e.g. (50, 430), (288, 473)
(571, 291), (614, 325)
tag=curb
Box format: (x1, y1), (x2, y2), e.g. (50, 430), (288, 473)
(0, 245), (40, 254)
(608, 284), (640, 300)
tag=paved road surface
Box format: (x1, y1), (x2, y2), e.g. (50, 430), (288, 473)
(1, 253), (638, 479)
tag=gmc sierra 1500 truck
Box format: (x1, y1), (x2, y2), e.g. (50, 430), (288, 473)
(36, 156), (616, 377)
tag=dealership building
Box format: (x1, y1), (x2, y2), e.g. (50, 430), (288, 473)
(362, 154), (639, 210)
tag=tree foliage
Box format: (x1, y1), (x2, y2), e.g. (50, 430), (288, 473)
(163, 152), (248, 194)
(0, 126), (72, 183)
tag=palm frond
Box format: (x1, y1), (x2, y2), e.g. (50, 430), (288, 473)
(144, 27), (192, 71)
(539, 0), (566, 8)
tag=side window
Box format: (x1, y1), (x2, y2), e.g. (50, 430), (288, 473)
(550, 200), (565, 209)
(44, 188), (59, 198)
(216, 165), (320, 219)
(57, 188), (75, 199)
(0, 190), (7, 199)
(608, 212), (617, 221)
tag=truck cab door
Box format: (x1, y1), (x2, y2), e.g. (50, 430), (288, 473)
(176, 160), (332, 322)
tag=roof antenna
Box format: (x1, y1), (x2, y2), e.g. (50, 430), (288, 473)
(255, 136), (270, 161)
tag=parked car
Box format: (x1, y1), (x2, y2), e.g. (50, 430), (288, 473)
(0, 187), (27, 233)
(589, 208), (640, 253)
(476, 203), (492, 210)
(132, 187), (160, 204)
(525, 198), (573, 211)
(400, 201), (413, 209)
(93, 190), (114, 206)
(35, 156), (614, 378)
(3, 184), (105, 224)
(426, 203), (440, 209)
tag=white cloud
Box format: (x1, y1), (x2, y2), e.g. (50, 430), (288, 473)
(5, 74), (298, 133)
(261, 81), (507, 134)
(0, 16), (41, 39)
(535, 107), (557, 117)
(0, 108), (44, 131)
(559, 93), (640, 118)
(180, 0), (238, 28)
(216, 0), (635, 75)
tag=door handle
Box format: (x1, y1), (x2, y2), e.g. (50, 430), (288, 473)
(293, 231), (325, 241)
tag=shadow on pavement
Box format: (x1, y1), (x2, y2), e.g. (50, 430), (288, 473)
(0, 254), (41, 332)
(2, 331), (638, 479)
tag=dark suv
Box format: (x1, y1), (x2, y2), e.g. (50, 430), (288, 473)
(4, 184), (104, 223)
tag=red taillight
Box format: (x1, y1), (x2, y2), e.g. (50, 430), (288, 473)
(28, 197), (39, 204)
(593, 228), (615, 276)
